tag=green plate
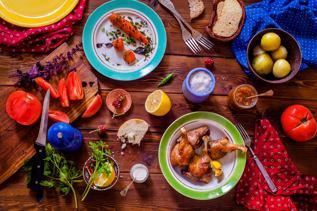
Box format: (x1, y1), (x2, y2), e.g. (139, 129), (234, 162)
(82, 0), (166, 81)
(158, 112), (246, 200)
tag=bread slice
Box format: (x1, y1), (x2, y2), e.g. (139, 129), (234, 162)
(188, 0), (205, 20)
(212, 0), (242, 37)
(216, 1), (224, 17)
(117, 119), (149, 146)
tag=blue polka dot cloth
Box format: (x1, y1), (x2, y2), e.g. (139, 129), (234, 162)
(231, 0), (317, 76)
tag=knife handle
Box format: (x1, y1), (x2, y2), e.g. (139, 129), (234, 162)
(27, 143), (46, 199)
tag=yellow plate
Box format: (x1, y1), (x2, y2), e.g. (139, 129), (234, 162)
(0, 0), (79, 27)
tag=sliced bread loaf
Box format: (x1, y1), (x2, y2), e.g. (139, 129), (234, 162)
(212, 0), (242, 37)
(188, 0), (205, 20)
(117, 119), (149, 146)
(216, 1), (224, 17)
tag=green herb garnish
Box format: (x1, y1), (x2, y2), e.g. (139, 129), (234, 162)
(25, 144), (83, 208)
(124, 36), (136, 45)
(81, 141), (113, 201)
(102, 54), (110, 62)
(158, 71), (175, 87)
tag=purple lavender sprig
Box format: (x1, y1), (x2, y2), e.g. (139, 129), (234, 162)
(10, 43), (83, 90)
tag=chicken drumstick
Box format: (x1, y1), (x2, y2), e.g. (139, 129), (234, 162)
(209, 137), (247, 160)
(171, 128), (195, 167)
(185, 136), (212, 183)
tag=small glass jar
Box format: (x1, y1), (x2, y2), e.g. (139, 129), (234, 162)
(228, 84), (258, 110)
(130, 163), (149, 183)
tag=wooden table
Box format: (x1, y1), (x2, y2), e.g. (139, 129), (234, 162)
(1, 0), (317, 210)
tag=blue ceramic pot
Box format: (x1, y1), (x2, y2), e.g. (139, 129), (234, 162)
(182, 68), (216, 103)
(48, 122), (83, 152)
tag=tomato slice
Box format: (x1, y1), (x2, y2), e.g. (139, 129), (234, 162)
(6, 90), (42, 125)
(48, 110), (70, 123)
(82, 94), (103, 118)
(67, 72), (84, 100)
(34, 77), (60, 99)
(58, 78), (69, 107)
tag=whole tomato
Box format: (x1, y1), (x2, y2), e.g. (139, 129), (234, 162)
(6, 90), (42, 125)
(281, 105), (317, 142)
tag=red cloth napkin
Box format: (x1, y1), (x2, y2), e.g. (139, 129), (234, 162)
(236, 119), (317, 211)
(0, 0), (87, 53)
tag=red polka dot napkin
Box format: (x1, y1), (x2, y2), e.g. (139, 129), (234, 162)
(236, 119), (317, 211)
(0, 0), (86, 53)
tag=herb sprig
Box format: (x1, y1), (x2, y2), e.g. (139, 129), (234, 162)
(25, 144), (83, 208)
(81, 141), (113, 201)
(10, 43), (82, 90)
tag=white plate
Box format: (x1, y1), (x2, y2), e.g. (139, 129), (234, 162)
(93, 8), (157, 72)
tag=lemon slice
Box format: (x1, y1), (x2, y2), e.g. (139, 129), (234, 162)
(210, 160), (223, 177)
(145, 90), (172, 116)
(94, 165), (116, 188)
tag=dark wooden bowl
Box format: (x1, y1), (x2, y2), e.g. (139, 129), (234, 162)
(247, 28), (302, 84)
(205, 0), (245, 42)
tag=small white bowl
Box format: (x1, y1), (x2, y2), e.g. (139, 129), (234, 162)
(130, 163), (149, 183)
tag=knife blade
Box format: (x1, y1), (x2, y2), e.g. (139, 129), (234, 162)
(27, 90), (50, 201)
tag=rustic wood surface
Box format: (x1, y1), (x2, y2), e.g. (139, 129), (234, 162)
(1, 0), (317, 210)
(0, 37), (98, 185)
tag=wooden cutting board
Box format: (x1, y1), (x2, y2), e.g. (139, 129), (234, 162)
(0, 36), (98, 184)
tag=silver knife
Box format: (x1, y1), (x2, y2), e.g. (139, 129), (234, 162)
(27, 90), (50, 201)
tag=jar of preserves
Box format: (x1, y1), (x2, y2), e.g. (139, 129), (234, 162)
(228, 84), (258, 110)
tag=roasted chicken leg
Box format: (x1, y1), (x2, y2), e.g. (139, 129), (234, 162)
(209, 137), (247, 160)
(176, 126), (209, 147)
(185, 136), (212, 183)
(171, 128), (194, 167)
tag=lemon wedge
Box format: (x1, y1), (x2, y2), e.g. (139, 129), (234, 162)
(210, 160), (223, 177)
(94, 165), (116, 188)
(145, 90), (172, 116)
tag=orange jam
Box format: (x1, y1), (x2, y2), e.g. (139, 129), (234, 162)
(228, 84), (258, 110)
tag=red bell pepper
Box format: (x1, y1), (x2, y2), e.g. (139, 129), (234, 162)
(58, 78), (69, 107)
(48, 110), (70, 123)
(34, 77), (60, 99)
(82, 94), (103, 118)
(67, 71), (84, 100)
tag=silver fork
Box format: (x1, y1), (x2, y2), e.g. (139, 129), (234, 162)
(158, 0), (214, 51)
(175, 17), (201, 54)
(236, 123), (277, 193)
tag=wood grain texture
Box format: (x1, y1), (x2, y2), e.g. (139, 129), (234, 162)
(0, 0), (316, 210)
(0, 37), (98, 185)
(2, 55), (317, 100)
